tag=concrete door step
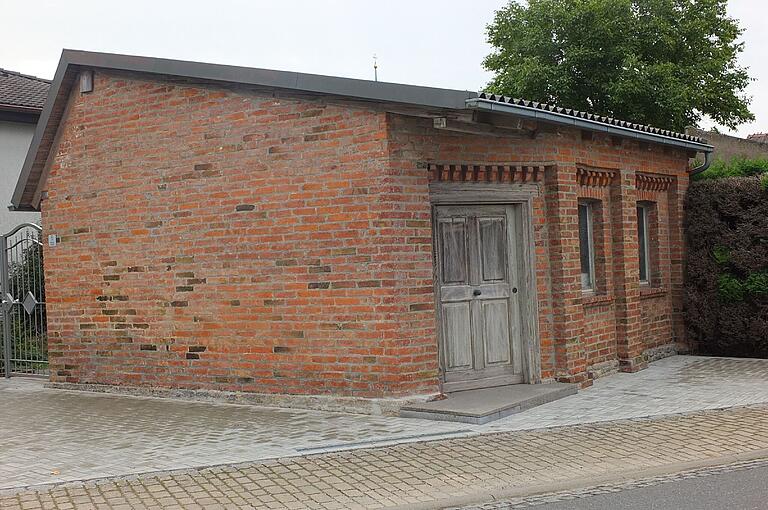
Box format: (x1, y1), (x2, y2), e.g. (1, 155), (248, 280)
(400, 383), (578, 424)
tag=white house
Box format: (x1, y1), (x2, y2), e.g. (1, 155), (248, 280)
(0, 68), (49, 233)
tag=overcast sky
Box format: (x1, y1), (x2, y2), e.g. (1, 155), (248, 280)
(2, 0), (765, 137)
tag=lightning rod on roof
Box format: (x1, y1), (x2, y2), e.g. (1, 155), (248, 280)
(373, 54), (378, 82)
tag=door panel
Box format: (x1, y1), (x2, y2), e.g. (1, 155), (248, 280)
(479, 217), (507, 282)
(482, 300), (512, 366)
(435, 204), (525, 389)
(438, 219), (468, 284)
(441, 302), (473, 371)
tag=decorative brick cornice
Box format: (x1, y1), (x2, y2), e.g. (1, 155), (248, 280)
(427, 163), (545, 183)
(576, 167), (616, 187)
(636, 173), (674, 192)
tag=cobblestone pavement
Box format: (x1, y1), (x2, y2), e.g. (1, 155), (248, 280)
(0, 378), (468, 490)
(480, 355), (768, 432)
(2, 406), (768, 509)
(2, 355), (768, 490)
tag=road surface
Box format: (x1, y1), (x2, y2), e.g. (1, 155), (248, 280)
(463, 462), (768, 510)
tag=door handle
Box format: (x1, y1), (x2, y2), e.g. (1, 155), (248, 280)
(473, 289), (482, 296)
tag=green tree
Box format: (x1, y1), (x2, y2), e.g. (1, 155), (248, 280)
(483, 0), (753, 131)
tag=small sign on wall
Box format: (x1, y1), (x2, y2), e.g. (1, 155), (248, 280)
(48, 234), (57, 247)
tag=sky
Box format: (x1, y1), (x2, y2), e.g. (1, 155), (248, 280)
(2, 0), (766, 137)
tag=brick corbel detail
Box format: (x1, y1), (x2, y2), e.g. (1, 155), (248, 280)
(427, 163), (546, 183)
(576, 167), (616, 187)
(636, 173), (674, 192)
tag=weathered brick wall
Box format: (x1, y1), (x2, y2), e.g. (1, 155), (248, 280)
(581, 301), (617, 363)
(640, 295), (672, 350)
(40, 68), (693, 399)
(41, 70), (439, 398)
(686, 127), (768, 163)
(384, 115), (690, 384)
(577, 186), (618, 368)
(637, 184), (675, 353)
(385, 114), (558, 380)
(548, 133), (689, 377)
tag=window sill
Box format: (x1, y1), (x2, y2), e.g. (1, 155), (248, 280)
(639, 287), (667, 299)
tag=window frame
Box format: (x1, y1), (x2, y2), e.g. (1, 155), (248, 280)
(637, 204), (651, 285)
(578, 201), (596, 292)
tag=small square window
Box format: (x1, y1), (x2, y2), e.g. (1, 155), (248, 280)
(637, 205), (651, 283)
(578, 203), (595, 291)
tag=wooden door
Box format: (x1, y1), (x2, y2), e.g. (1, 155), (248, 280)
(434, 204), (524, 391)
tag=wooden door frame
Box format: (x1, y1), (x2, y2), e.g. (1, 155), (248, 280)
(429, 182), (542, 387)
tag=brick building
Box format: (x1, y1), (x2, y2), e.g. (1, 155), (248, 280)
(13, 51), (713, 407)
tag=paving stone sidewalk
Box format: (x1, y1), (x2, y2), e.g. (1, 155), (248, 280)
(4, 355), (768, 491)
(2, 405), (768, 510)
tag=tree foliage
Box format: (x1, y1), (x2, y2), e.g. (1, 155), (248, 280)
(483, 0), (753, 131)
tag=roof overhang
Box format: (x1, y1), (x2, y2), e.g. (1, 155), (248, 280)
(466, 98), (714, 153)
(0, 104), (41, 124)
(12, 49), (714, 211)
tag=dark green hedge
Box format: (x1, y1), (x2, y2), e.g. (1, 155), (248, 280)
(684, 176), (768, 357)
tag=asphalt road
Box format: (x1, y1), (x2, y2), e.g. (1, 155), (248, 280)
(513, 464), (768, 510)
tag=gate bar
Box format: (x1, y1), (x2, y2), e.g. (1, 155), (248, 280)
(1, 232), (10, 378)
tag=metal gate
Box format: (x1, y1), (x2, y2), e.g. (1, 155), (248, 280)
(0, 223), (47, 377)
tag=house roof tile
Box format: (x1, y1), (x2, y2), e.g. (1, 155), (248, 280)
(0, 68), (51, 110)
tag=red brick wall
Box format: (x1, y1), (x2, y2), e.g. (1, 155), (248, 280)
(40, 68), (693, 398)
(42, 70), (439, 397)
(385, 117), (691, 384)
(637, 184), (676, 353)
(384, 114), (558, 379)
(577, 189), (618, 368)
(568, 135), (689, 377)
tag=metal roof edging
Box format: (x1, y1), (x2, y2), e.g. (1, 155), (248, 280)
(62, 50), (478, 110)
(465, 98), (714, 153)
(10, 53), (71, 210)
